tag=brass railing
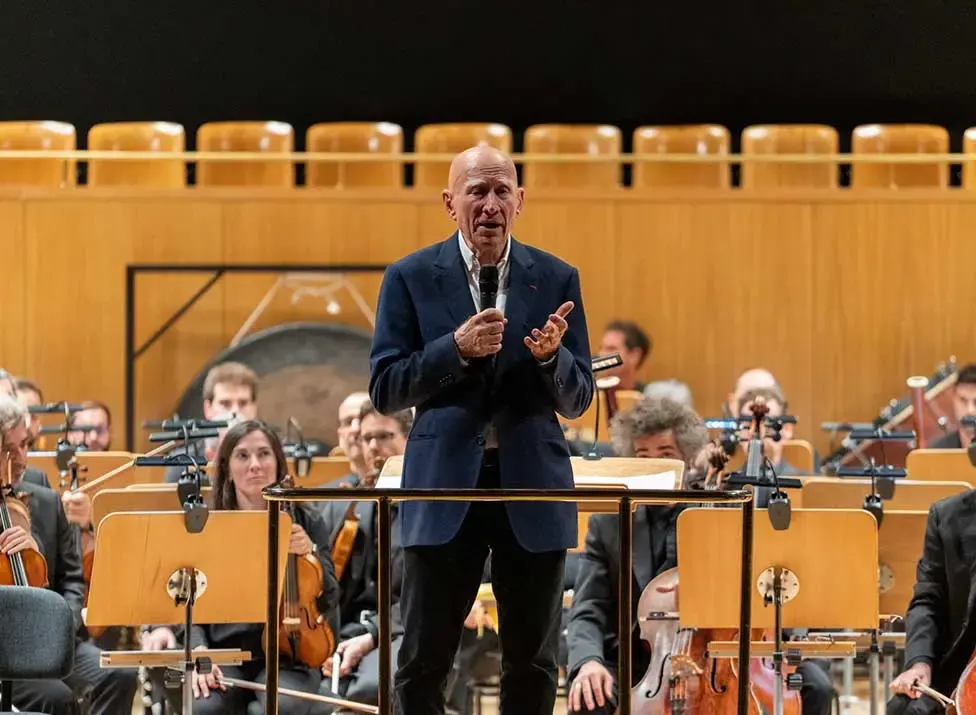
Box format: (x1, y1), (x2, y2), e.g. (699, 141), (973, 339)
(262, 486), (755, 715)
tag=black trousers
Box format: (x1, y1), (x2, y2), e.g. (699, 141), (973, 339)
(10, 640), (138, 715)
(567, 659), (834, 715)
(395, 457), (567, 715)
(888, 694), (943, 715)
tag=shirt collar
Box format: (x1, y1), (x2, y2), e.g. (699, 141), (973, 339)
(458, 232), (511, 276)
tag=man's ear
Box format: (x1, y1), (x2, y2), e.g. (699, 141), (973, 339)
(203, 400), (213, 419)
(516, 187), (525, 216)
(442, 190), (456, 219)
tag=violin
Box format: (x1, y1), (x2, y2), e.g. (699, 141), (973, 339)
(0, 455), (48, 588)
(265, 475), (336, 670)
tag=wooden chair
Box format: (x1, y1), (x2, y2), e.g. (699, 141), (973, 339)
(960, 127), (976, 189)
(195, 121), (294, 187)
(413, 123), (512, 189)
(632, 125), (730, 189)
(905, 448), (975, 486)
(0, 121), (76, 187)
(523, 124), (622, 189)
(740, 124), (838, 188)
(306, 122), (403, 188)
(851, 124), (949, 188)
(87, 122), (185, 187)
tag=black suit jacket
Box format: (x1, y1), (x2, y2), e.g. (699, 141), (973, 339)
(567, 506), (679, 681)
(319, 497), (404, 641)
(905, 490), (976, 692)
(17, 479), (86, 638)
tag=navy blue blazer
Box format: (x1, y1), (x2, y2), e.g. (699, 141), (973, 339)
(368, 234), (594, 553)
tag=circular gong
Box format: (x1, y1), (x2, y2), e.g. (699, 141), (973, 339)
(174, 322), (373, 450)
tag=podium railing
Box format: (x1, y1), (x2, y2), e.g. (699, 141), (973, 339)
(262, 486), (755, 715)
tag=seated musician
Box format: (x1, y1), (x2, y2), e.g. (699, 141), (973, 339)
(12, 376), (43, 449)
(0, 394), (138, 715)
(164, 361), (260, 483)
(67, 400), (113, 452)
(144, 419), (340, 715)
(737, 386), (803, 478)
(726, 367), (778, 416)
(566, 396), (833, 715)
(887, 489), (976, 715)
(329, 391), (370, 486)
(929, 363), (976, 448)
(0, 374), (50, 487)
(643, 378), (694, 408)
(598, 319), (652, 392)
(312, 400), (407, 714)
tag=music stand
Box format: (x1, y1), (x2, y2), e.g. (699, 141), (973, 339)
(677, 508), (879, 715)
(86, 511), (292, 714)
(91, 487), (213, 529)
(801, 478), (969, 510)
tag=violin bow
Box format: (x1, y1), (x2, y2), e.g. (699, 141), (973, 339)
(218, 676), (379, 714)
(912, 681), (954, 709)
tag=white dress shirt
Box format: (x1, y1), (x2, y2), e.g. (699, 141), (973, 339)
(457, 232), (511, 314)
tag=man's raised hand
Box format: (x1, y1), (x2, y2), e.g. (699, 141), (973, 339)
(524, 301), (574, 362)
(454, 309), (507, 359)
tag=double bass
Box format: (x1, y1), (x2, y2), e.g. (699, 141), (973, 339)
(631, 441), (801, 715)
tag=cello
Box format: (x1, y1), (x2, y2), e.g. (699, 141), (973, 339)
(265, 474), (336, 670)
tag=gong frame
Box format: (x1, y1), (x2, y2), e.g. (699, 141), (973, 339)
(124, 263), (388, 451)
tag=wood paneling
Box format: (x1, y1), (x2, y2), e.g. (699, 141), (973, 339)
(2, 188), (974, 456)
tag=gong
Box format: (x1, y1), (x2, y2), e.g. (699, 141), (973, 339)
(175, 322), (373, 450)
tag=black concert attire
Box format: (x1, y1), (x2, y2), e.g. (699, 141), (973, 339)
(566, 507), (833, 715)
(887, 492), (976, 715)
(10, 479), (138, 715)
(163, 504), (339, 715)
(310, 498), (404, 715)
(929, 431), (963, 450)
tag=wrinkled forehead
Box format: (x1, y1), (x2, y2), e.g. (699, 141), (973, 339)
(457, 158), (517, 188)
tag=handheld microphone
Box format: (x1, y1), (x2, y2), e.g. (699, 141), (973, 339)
(479, 265), (499, 311)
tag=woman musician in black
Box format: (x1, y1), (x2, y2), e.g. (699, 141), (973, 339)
(144, 420), (340, 715)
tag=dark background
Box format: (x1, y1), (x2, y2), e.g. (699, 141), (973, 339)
(4, 0), (975, 151)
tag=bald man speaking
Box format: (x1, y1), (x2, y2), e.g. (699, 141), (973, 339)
(369, 145), (594, 714)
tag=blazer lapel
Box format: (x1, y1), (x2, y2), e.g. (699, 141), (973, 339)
(497, 238), (537, 372)
(433, 233), (476, 329)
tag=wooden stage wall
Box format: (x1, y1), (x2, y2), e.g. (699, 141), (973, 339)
(1, 187), (974, 453)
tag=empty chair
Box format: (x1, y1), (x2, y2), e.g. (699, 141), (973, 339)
(963, 127), (976, 189)
(87, 122), (185, 187)
(523, 124), (622, 189)
(196, 121), (294, 187)
(0, 585), (75, 713)
(413, 123), (512, 188)
(0, 121), (76, 187)
(632, 125), (730, 189)
(306, 122), (403, 188)
(851, 124), (949, 188)
(741, 125), (838, 189)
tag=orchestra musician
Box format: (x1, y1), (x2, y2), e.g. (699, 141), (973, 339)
(736, 386), (803, 477)
(886, 489), (976, 715)
(0, 394), (138, 715)
(726, 367), (778, 416)
(597, 320), (652, 392)
(566, 397), (834, 715)
(144, 419), (339, 715)
(369, 144), (594, 714)
(312, 400), (407, 714)
(0, 375), (50, 488)
(929, 363), (976, 448)
(67, 400), (113, 452)
(12, 376), (43, 448)
(328, 391), (371, 486)
(164, 361), (260, 483)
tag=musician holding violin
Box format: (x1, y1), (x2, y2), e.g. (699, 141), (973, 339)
(0, 393), (138, 715)
(143, 419), (340, 715)
(566, 397), (833, 715)
(312, 400), (408, 714)
(887, 488), (976, 715)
